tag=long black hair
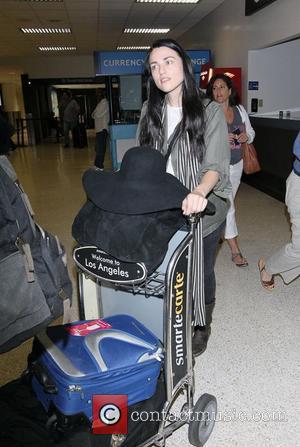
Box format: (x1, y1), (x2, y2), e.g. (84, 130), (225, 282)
(138, 38), (206, 161)
(206, 73), (241, 107)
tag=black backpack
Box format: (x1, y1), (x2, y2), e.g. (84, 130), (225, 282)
(0, 155), (72, 353)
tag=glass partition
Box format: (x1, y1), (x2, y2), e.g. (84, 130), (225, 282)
(109, 75), (147, 124)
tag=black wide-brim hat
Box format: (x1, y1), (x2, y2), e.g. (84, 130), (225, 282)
(83, 145), (189, 215)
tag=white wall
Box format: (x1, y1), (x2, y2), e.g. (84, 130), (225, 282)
(248, 39), (300, 114)
(0, 67), (25, 115)
(179, 0), (300, 111)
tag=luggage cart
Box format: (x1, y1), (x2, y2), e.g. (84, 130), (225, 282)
(73, 213), (217, 447)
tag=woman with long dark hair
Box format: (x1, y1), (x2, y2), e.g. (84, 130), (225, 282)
(137, 39), (231, 356)
(206, 73), (255, 267)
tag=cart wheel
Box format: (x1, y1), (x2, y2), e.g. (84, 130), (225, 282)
(188, 393), (217, 446)
(46, 413), (58, 432)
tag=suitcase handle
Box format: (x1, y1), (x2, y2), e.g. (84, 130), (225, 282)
(31, 362), (58, 394)
(84, 330), (162, 371)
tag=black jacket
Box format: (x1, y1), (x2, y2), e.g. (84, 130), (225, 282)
(72, 200), (186, 274)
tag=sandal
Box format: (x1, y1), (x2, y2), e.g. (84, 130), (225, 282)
(231, 252), (248, 267)
(258, 258), (274, 291)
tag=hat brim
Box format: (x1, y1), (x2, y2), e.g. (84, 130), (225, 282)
(83, 168), (189, 215)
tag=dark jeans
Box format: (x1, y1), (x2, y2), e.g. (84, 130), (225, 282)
(203, 221), (225, 305)
(63, 121), (77, 147)
(94, 129), (108, 169)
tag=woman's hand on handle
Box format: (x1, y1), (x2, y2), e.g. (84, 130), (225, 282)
(182, 191), (207, 216)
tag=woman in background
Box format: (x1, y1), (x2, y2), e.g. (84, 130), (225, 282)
(137, 39), (230, 356)
(207, 74), (255, 267)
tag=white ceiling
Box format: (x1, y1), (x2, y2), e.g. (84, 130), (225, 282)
(0, 0), (225, 57)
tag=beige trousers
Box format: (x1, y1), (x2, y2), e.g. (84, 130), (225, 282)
(266, 171), (300, 284)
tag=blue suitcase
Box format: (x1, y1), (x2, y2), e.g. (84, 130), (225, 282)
(31, 314), (163, 421)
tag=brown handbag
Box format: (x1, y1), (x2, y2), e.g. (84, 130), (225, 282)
(242, 142), (261, 175)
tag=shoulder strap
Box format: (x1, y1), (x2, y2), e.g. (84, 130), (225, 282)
(165, 123), (182, 162)
(0, 159), (37, 238)
(236, 105), (245, 122)
(0, 156), (18, 181)
(204, 99), (214, 109)
(0, 175), (19, 258)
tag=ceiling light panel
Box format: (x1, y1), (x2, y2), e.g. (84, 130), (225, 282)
(117, 46), (150, 50)
(38, 46), (76, 51)
(124, 28), (170, 34)
(21, 27), (71, 33)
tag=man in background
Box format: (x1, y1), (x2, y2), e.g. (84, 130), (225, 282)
(91, 90), (109, 169)
(61, 91), (80, 148)
(0, 109), (16, 155)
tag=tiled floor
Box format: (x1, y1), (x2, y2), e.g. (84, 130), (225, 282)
(1, 137), (299, 446)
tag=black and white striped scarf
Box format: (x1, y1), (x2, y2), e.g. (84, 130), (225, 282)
(157, 112), (206, 326)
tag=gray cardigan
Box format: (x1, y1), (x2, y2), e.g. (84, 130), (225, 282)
(137, 99), (231, 237)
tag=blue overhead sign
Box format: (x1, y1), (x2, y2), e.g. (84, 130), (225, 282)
(188, 50), (211, 73)
(94, 50), (211, 76)
(95, 51), (145, 76)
